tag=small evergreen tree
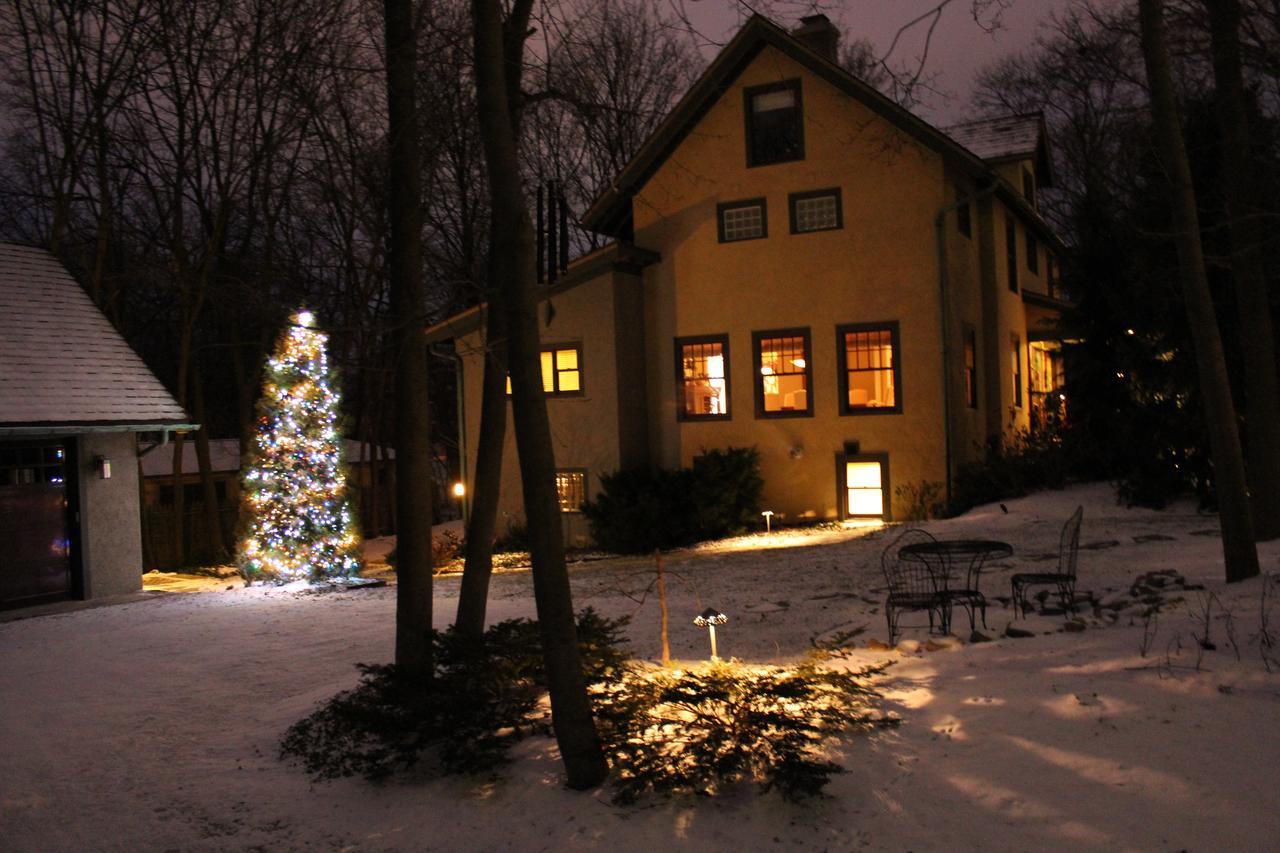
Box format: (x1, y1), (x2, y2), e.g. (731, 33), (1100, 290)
(239, 310), (361, 583)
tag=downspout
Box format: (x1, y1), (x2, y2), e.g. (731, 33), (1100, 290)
(934, 180), (999, 511)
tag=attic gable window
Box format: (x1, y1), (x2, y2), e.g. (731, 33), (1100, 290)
(745, 80), (804, 167)
(789, 188), (842, 234)
(718, 198), (767, 242)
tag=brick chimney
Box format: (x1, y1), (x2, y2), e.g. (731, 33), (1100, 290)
(791, 14), (839, 62)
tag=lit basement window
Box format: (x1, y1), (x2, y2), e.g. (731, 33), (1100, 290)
(845, 460), (885, 518)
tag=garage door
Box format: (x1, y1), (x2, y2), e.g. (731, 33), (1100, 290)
(0, 442), (75, 608)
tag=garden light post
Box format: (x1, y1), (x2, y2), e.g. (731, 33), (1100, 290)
(694, 607), (727, 661)
(761, 510), (774, 533)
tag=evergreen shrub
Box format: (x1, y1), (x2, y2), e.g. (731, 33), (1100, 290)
(582, 447), (763, 553)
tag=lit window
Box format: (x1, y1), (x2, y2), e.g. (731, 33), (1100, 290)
(964, 328), (977, 409)
(676, 336), (730, 420)
(718, 199), (766, 242)
(506, 344), (583, 397)
(838, 323), (900, 414)
(1012, 334), (1023, 408)
(844, 458), (886, 518)
(555, 470), (586, 512)
(789, 189), (841, 233)
(754, 330), (811, 417)
(745, 80), (803, 167)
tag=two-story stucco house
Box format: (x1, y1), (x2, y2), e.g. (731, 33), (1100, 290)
(427, 14), (1071, 541)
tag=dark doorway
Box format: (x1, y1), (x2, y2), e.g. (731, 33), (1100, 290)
(0, 440), (79, 608)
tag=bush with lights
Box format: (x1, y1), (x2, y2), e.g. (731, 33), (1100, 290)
(238, 309), (361, 583)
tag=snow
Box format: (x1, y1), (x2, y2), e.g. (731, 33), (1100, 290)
(4, 483), (1280, 851)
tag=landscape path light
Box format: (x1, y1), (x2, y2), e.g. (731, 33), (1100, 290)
(694, 606), (728, 661)
(761, 510), (774, 533)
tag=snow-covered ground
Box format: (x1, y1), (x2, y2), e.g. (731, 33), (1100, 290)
(4, 483), (1280, 851)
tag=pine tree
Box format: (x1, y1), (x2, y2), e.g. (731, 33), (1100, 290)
(239, 310), (362, 583)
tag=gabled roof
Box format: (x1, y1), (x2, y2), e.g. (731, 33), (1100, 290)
(0, 243), (193, 432)
(943, 113), (1054, 187)
(585, 15), (999, 238)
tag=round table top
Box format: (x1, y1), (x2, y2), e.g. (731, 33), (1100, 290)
(898, 539), (1014, 560)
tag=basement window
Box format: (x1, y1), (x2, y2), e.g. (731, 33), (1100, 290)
(555, 470), (586, 512)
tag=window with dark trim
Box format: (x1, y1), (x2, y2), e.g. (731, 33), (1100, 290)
(505, 343), (583, 397)
(956, 188), (971, 238)
(745, 80), (804, 167)
(964, 327), (978, 409)
(837, 322), (901, 415)
(838, 451), (890, 520)
(1006, 214), (1019, 293)
(555, 469), (587, 512)
(752, 329), (812, 417)
(717, 198), (767, 242)
(1012, 333), (1023, 408)
(1023, 170), (1036, 208)
(789, 188), (841, 234)
(675, 335), (731, 420)
(1026, 230), (1039, 274)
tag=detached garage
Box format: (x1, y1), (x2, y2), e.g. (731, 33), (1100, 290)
(0, 243), (193, 609)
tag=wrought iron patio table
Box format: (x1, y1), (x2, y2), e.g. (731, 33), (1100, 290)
(897, 539), (1014, 633)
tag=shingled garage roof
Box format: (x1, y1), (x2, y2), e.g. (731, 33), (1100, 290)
(0, 243), (192, 432)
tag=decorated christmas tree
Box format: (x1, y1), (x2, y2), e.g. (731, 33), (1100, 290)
(239, 310), (361, 583)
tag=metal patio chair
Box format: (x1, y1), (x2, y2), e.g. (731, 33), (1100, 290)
(881, 527), (947, 645)
(1011, 505), (1083, 618)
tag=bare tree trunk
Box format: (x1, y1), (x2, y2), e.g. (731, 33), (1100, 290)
(1205, 0), (1280, 542)
(455, 306), (507, 638)
(471, 0), (608, 789)
(1138, 0), (1259, 583)
(655, 550), (670, 666)
(190, 360), (228, 561)
(385, 0), (434, 679)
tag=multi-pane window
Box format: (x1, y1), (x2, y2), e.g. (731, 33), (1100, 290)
(753, 330), (812, 417)
(844, 456), (887, 519)
(676, 335), (730, 420)
(1012, 334), (1023, 408)
(718, 199), (767, 242)
(1026, 230), (1039, 274)
(956, 188), (971, 238)
(838, 323), (900, 414)
(745, 80), (803, 167)
(964, 327), (978, 409)
(1006, 214), (1019, 293)
(789, 189), (841, 233)
(506, 344), (583, 397)
(0, 444), (65, 486)
(555, 470), (586, 512)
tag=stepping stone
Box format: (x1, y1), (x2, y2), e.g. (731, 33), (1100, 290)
(1080, 539), (1121, 551)
(1004, 625), (1035, 639)
(1133, 534), (1177, 543)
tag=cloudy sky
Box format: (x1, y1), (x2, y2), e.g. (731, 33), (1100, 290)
(679, 0), (1081, 124)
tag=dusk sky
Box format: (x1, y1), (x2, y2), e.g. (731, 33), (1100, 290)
(683, 0), (1083, 124)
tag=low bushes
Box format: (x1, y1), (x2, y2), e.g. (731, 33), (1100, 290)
(581, 447), (763, 553)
